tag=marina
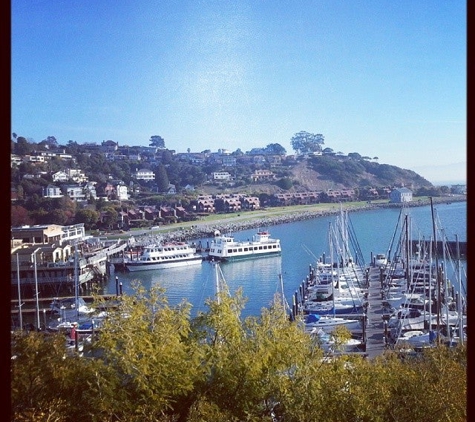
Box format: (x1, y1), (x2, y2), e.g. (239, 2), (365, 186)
(11, 201), (466, 357)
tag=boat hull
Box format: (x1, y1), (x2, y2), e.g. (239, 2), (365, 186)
(208, 250), (281, 262)
(125, 256), (203, 271)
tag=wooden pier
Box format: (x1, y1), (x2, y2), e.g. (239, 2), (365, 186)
(363, 266), (388, 359)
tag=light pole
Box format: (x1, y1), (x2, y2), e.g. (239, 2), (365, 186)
(74, 243), (79, 322)
(16, 253), (23, 331)
(32, 248), (41, 331)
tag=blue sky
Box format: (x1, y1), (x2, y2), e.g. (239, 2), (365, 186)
(11, 1), (466, 184)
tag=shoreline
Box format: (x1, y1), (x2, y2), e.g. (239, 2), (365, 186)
(147, 196), (466, 243)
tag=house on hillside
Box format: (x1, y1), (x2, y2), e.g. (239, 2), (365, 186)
(43, 184), (63, 198)
(133, 168), (155, 181)
(389, 187), (413, 203)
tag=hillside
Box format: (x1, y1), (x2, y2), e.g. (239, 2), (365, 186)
(200, 156), (433, 196)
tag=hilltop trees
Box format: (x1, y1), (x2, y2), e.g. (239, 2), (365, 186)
(265, 143), (286, 155)
(149, 135), (165, 148)
(290, 131), (325, 155)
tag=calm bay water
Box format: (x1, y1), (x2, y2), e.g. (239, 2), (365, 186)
(108, 201), (466, 318)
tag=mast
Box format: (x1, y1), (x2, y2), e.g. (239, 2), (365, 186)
(329, 222), (336, 318)
(441, 228), (450, 340)
(430, 197), (441, 344)
(214, 261), (220, 304)
(456, 235), (464, 344)
(404, 214), (411, 291)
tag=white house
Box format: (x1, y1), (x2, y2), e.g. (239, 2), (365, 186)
(133, 168), (155, 181)
(52, 171), (70, 182)
(43, 184), (63, 198)
(212, 171), (232, 181)
(389, 187), (413, 203)
(116, 184), (129, 201)
(83, 182), (98, 200)
(67, 168), (88, 183)
(62, 184), (87, 201)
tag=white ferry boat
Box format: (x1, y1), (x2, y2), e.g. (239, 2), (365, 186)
(207, 230), (281, 262)
(125, 242), (203, 271)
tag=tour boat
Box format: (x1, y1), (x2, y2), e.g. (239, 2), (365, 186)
(125, 242), (203, 271)
(207, 230), (281, 262)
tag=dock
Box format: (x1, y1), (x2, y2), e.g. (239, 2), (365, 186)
(364, 266), (388, 359)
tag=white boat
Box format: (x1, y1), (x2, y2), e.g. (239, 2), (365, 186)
(125, 241), (203, 271)
(302, 313), (363, 334)
(309, 327), (364, 353)
(374, 253), (388, 268)
(382, 292), (428, 310)
(395, 330), (439, 348)
(207, 230), (281, 262)
(50, 297), (95, 316)
(302, 299), (365, 315)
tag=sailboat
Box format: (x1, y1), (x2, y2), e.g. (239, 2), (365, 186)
(388, 199), (467, 348)
(301, 218), (364, 333)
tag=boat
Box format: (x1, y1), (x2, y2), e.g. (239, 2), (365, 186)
(50, 297), (95, 317)
(124, 241), (203, 271)
(301, 299), (365, 315)
(207, 229), (281, 262)
(374, 253), (388, 268)
(309, 327), (364, 353)
(302, 313), (363, 334)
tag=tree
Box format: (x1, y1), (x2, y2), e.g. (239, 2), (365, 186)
(160, 149), (173, 164)
(14, 136), (35, 155)
(101, 206), (119, 229)
(149, 135), (165, 148)
(266, 143), (286, 155)
(276, 177), (293, 190)
(290, 131), (325, 154)
(155, 163), (170, 192)
(348, 152), (362, 160)
(50, 209), (70, 225)
(75, 209), (100, 229)
(39, 136), (58, 150)
(11, 205), (33, 226)
(9, 282), (467, 421)
(91, 282), (204, 420)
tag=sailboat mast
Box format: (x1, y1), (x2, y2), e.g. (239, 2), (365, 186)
(430, 197), (441, 343)
(213, 261), (221, 305)
(328, 222), (336, 318)
(456, 235), (464, 344)
(404, 214), (411, 290)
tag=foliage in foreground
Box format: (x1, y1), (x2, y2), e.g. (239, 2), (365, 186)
(11, 281), (467, 422)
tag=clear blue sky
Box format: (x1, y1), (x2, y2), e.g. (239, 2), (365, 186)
(11, 1), (466, 184)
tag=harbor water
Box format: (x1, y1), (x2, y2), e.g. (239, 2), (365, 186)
(107, 201), (467, 319)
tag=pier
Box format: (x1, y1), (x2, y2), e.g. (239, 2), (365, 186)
(410, 240), (466, 258)
(364, 266), (388, 358)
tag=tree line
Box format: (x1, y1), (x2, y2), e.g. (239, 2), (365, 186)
(11, 282), (467, 421)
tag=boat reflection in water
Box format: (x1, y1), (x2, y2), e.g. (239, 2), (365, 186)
(109, 254), (285, 318)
